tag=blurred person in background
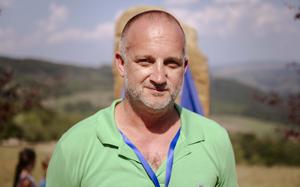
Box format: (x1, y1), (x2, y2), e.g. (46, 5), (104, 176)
(13, 148), (36, 187)
(38, 156), (50, 187)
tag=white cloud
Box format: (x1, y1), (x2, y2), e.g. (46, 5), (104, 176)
(0, 3), (69, 52)
(0, 0), (14, 8)
(0, 28), (15, 51)
(170, 5), (244, 36)
(164, 0), (199, 6)
(39, 3), (69, 33)
(168, 0), (296, 37)
(214, 0), (259, 4)
(47, 22), (114, 44)
(0, 2), (115, 53)
(0, 27), (13, 38)
(252, 2), (296, 34)
(0, 27), (44, 52)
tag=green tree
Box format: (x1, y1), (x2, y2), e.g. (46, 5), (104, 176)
(0, 67), (42, 140)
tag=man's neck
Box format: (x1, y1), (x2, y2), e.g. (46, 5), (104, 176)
(115, 99), (181, 170)
(116, 99), (179, 135)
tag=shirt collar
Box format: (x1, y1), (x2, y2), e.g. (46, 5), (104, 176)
(96, 100), (205, 148)
(95, 99), (123, 147)
(175, 104), (205, 146)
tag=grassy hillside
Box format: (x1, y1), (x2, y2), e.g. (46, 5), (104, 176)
(0, 56), (114, 141)
(0, 56), (113, 98)
(212, 61), (300, 95)
(210, 77), (289, 123)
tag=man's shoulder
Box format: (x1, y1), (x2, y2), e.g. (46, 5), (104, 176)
(181, 107), (229, 143)
(181, 108), (234, 165)
(182, 106), (231, 150)
(57, 105), (112, 147)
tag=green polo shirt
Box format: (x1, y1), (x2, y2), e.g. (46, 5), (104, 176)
(46, 100), (238, 187)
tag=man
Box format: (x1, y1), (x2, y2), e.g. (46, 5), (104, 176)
(47, 10), (238, 187)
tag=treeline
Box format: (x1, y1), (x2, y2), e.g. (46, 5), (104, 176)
(211, 77), (300, 128)
(232, 133), (300, 166)
(0, 67), (82, 141)
(0, 56), (113, 98)
(0, 57), (113, 141)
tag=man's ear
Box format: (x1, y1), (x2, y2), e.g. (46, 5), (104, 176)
(184, 57), (189, 73)
(115, 52), (126, 77)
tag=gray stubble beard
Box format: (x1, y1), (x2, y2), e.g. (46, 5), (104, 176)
(124, 73), (182, 111)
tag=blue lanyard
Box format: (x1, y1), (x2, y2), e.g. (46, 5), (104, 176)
(120, 128), (181, 187)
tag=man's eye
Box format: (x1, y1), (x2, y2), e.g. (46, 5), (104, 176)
(165, 61), (180, 68)
(137, 59), (152, 66)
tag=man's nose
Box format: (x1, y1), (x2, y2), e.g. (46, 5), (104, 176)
(150, 62), (167, 85)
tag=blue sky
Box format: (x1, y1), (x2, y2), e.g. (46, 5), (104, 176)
(0, 0), (300, 67)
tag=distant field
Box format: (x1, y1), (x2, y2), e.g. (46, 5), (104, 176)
(237, 165), (300, 187)
(211, 114), (284, 137)
(43, 89), (114, 112)
(1, 140), (300, 187)
(0, 142), (56, 187)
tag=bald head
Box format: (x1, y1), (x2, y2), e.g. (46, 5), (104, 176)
(119, 10), (186, 58)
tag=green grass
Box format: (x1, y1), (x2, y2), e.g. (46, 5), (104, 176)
(210, 114), (284, 138)
(43, 89), (114, 114)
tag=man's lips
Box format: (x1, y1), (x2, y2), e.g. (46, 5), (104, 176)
(145, 86), (168, 93)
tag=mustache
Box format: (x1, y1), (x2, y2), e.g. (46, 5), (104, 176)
(145, 84), (169, 91)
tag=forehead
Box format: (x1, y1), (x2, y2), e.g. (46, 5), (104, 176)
(124, 12), (184, 35)
(125, 17), (185, 56)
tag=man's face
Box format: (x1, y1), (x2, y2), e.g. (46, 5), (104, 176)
(122, 18), (187, 111)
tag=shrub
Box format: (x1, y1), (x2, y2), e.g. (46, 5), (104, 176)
(231, 133), (300, 166)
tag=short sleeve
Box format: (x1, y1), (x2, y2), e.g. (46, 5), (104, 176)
(46, 143), (74, 187)
(217, 131), (238, 187)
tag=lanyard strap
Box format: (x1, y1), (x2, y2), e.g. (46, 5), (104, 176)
(120, 129), (181, 187)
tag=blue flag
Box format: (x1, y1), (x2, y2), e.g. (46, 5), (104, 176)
(180, 66), (204, 115)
